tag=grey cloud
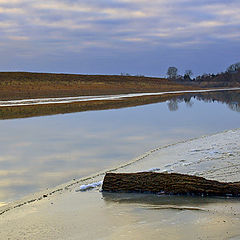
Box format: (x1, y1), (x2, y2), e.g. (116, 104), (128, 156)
(0, 0), (239, 74)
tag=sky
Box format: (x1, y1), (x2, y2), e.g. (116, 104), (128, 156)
(0, 0), (240, 77)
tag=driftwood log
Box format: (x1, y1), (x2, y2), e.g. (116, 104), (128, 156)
(102, 172), (240, 197)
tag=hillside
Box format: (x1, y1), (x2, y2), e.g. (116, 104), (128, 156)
(0, 72), (196, 101)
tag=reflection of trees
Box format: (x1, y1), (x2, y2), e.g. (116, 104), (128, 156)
(228, 103), (240, 112)
(167, 95), (194, 111)
(166, 91), (240, 113)
(184, 96), (194, 108)
(193, 91), (240, 113)
(185, 100), (194, 108)
(167, 99), (179, 111)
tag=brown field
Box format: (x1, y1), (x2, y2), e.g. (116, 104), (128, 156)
(0, 72), (198, 100)
(0, 72), (205, 119)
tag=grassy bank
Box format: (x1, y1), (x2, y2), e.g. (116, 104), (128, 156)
(0, 93), (184, 120)
(0, 72), (206, 119)
(0, 72), (197, 100)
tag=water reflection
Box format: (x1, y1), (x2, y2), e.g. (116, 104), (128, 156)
(167, 99), (179, 111)
(1, 90), (240, 120)
(167, 91), (240, 112)
(102, 192), (240, 211)
(101, 192), (240, 240)
(0, 91), (240, 203)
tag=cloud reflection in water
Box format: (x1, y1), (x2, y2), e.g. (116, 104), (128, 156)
(0, 93), (240, 203)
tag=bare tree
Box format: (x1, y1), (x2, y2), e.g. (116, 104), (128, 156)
(227, 62), (240, 73)
(184, 69), (193, 80)
(185, 70), (193, 77)
(167, 67), (178, 79)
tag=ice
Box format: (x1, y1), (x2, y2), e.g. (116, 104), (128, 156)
(74, 128), (240, 192)
(76, 181), (103, 192)
(145, 167), (161, 172)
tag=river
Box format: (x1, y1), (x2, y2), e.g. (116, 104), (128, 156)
(0, 89), (240, 239)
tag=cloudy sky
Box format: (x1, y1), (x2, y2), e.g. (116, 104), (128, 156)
(0, 0), (239, 76)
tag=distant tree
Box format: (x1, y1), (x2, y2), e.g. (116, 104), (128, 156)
(185, 70), (193, 77)
(196, 76), (201, 81)
(184, 70), (193, 80)
(120, 72), (131, 76)
(201, 73), (209, 79)
(167, 67), (178, 79)
(227, 62), (240, 73)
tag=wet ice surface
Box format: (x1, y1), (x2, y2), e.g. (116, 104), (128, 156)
(115, 128), (240, 183)
(73, 128), (240, 192)
(71, 129), (240, 239)
(1, 129), (240, 240)
(162, 129), (240, 182)
(1, 90), (240, 204)
(0, 90), (240, 239)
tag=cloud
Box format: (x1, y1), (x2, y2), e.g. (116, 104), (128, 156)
(0, 6), (24, 14)
(122, 37), (146, 42)
(8, 35), (29, 41)
(1, 0), (239, 47)
(0, 169), (27, 177)
(0, 21), (18, 28)
(0, 0), (239, 74)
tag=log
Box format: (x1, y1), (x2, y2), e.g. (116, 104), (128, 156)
(102, 172), (240, 197)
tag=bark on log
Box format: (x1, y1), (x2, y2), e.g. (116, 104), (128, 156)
(102, 172), (240, 197)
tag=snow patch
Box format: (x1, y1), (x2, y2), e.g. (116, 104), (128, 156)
(76, 181), (103, 192)
(145, 167), (161, 172)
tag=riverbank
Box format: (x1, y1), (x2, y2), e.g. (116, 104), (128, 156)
(0, 128), (240, 239)
(0, 72), (197, 101)
(1, 88), (239, 120)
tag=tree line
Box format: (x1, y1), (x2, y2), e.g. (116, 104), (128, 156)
(166, 62), (240, 82)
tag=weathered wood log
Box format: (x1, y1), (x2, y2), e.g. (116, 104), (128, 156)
(102, 172), (240, 197)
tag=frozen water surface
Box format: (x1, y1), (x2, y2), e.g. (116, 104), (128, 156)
(0, 89), (240, 203)
(0, 90), (240, 239)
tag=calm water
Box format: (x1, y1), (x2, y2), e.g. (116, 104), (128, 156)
(0, 91), (240, 203)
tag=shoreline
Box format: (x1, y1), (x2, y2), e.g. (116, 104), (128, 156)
(0, 72), (197, 101)
(1, 88), (240, 107)
(1, 88), (239, 120)
(1, 128), (240, 239)
(1, 127), (239, 215)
